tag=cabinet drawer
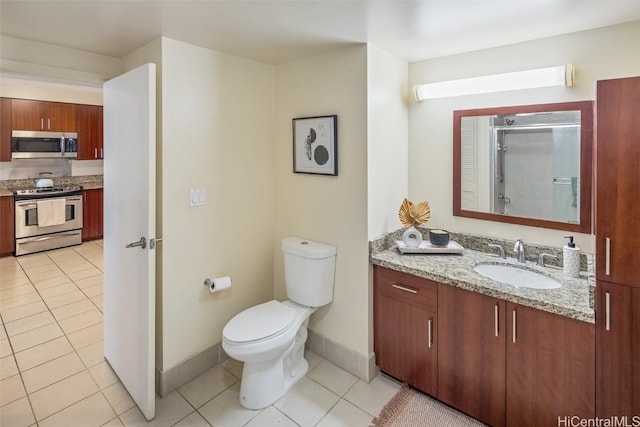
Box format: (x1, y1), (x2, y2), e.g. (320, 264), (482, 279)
(374, 266), (437, 310)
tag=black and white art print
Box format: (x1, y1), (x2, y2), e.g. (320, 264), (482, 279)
(292, 115), (337, 176)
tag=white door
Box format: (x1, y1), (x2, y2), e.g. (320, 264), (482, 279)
(103, 63), (157, 420)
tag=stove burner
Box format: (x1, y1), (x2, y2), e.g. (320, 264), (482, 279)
(14, 185), (84, 200)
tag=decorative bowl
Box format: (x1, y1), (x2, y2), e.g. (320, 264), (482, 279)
(429, 229), (450, 246)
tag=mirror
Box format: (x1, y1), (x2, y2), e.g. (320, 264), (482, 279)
(453, 101), (593, 233)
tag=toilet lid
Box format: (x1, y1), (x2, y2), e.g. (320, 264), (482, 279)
(224, 300), (296, 343)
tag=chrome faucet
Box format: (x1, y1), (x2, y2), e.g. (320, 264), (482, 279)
(537, 253), (557, 267)
(488, 243), (506, 259)
(513, 239), (526, 263)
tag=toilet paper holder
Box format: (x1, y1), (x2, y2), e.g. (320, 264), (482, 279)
(203, 276), (232, 293)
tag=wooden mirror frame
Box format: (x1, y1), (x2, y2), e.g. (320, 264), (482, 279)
(453, 101), (594, 233)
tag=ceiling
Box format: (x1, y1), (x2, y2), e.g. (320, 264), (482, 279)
(1, 0), (640, 65)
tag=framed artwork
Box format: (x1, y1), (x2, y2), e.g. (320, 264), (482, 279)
(292, 115), (338, 175)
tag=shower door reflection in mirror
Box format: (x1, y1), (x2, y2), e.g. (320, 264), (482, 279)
(453, 101), (593, 233)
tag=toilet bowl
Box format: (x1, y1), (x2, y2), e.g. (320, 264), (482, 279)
(222, 237), (336, 409)
(222, 300), (316, 409)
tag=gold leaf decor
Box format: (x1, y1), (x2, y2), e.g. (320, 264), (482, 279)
(398, 198), (431, 227)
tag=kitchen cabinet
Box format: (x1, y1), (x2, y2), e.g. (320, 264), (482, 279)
(11, 99), (76, 132)
(82, 188), (103, 241)
(0, 98), (11, 161)
(373, 266), (438, 396)
(595, 76), (640, 286)
(596, 281), (640, 417)
(77, 104), (104, 160)
(0, 196), (15, 256)
(505, 303), (595, 426)
(438, 285), (506, 427)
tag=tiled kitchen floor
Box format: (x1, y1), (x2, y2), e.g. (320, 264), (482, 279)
(0, 241), (400, 426)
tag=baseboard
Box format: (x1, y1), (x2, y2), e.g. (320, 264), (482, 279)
(156, 342), (228, 397)
(306, 329), (378, 383)
(156, 330), (377, 396)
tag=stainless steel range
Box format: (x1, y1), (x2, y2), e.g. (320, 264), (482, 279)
(14, 185), (83, 256)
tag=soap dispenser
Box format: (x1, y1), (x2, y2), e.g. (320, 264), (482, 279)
(563, 236), (580, 278)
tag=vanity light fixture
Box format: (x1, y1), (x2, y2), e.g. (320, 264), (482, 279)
(413, 64), (574, 101)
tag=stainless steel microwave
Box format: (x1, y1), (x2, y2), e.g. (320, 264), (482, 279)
(11, 130), (78, 159)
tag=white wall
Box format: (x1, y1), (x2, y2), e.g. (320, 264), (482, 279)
(274, 45), (370, 356)
(367, 45), (409, 240)
(0, 35), (122, 85)
(157, 39), (276, 371)
(408, 20), (640, 253)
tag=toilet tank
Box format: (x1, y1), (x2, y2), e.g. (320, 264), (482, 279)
(281, 237), (336, 307)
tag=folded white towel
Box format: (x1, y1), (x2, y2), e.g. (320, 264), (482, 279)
(37, 199), (67, 227)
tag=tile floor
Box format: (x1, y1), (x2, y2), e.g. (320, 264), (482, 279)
(0, 241), (401, 426)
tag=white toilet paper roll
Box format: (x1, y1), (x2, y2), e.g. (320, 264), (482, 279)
(207, 276), (232, 293)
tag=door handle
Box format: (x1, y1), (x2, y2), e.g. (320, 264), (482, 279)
(605, 291), (611, 331)
(392, 284), (418, 294)
(605, 237), (611, 276)
(125, 237), (146, 249)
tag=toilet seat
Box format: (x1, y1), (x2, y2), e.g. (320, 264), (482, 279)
(223, 300), (296, 343)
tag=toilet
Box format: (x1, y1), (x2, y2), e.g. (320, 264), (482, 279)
(222, 236), (336, 409)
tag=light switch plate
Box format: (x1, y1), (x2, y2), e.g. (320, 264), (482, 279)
(189, 188), (206, 207)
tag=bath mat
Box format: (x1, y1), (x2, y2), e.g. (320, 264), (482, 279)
(371, 384), (487, 427)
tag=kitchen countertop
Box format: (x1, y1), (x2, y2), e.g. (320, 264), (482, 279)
(371, 242), (595, 323)
(0, 175), (103, 196)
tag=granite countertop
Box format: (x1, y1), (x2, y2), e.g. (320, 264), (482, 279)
(371, 242), (595, 324)
(0, 175), (103, 196)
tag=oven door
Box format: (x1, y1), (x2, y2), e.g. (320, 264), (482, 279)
(15, 195), (83, 239)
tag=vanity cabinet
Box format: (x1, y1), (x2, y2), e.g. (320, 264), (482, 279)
(11, 99), (77, 132)
(595, 281), (640, 418)
(438, 285), (506, 427)
(595, 76), (640, 286)
(505, 303), (595, 426)
(0, 196), (15, 256)
(77, 104), (104, 160)
(0, 98), (11, 162)
(373, 266), (438, 396)
(374, 265), (596, 427)
(82, 188), (103, 241)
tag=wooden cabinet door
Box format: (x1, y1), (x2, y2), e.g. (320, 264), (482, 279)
(77, 105), (103, 159)
(11, 99), (43, 130)
(506, 303), (595, 426)
(374, 266), (438, 396)
(596, 281), (640, 417)
(438, 285), (506, 427)
(0, 196), (15, 256)
(595, 77), (640, 286)
(0, 98), (11, 162)
(11, 99), (76, 131)
(82, 189), (104, 241)
(47, 102), (76, 131)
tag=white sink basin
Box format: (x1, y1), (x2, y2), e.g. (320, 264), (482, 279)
(473, 263), (561, 289)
